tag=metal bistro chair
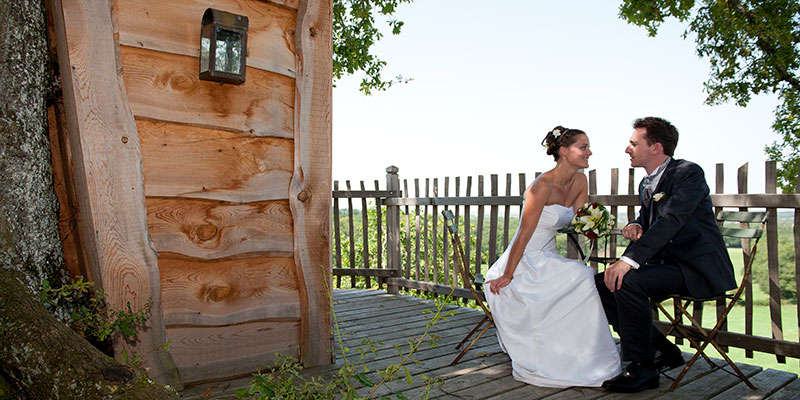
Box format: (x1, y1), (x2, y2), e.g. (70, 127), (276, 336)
(442, 209), (494, 366)
(655, 210), (767, 392)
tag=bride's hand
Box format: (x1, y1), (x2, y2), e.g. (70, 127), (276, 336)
(488, 275), (513, 294)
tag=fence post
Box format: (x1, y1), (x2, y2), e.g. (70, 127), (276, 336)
(386, 166), (402, 294)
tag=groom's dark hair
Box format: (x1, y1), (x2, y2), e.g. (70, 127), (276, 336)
(633, 117), (678, 156)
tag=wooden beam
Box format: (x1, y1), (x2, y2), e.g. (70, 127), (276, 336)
(49, 0), (180, 388)
(332, 189), (400, 198)
(387, 277), (478, 301)
(382, 194), (800, 208)
(384, 196), (524, 207)
(122, 46), (295, 140)
(332, 268), (396, 277)
(117, 0), (298, 78)
(139, 120), (293, 202)
(289, 0), (333, 366)
(654, 321), (800, 358)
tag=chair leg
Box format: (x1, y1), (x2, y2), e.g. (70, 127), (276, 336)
(451, 321), (492, 366)
(455, 316), (488, 350)
(656, 302), (716, 368)
(674, 300), (724, 368)
(667, 300), (757, 391)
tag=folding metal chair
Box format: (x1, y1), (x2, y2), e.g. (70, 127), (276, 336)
(442, 209), (494, 365)
(655, 211), (767, 391)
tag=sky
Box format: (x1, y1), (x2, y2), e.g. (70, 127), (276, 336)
(331, 1), (780, 196)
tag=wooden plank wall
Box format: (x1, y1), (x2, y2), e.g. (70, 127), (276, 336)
(99, 0), (331, 385)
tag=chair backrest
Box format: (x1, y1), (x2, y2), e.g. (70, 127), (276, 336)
(715, 211), (768, 282)
(442, 209), (491, 315)
(716, 211), (767, 240)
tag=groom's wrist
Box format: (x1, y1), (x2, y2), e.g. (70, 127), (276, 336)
(619, 256), (639, 269)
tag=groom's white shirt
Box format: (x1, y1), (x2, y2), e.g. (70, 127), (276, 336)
(621, 157), (672, 270)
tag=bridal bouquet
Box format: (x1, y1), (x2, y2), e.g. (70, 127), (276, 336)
(571, 202), (616, 239)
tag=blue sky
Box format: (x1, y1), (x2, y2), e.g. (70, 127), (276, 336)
(332, 1), (779, 195)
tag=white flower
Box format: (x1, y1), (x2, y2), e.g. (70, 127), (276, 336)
(552, 128), (562, 138)
(579, 215), (596, 230)
(653, 192), (666, 202)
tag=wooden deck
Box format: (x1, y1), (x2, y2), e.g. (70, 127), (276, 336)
(181, 289), (800, 399)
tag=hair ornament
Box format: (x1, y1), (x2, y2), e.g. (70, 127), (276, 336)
(552, 128), (562, 138)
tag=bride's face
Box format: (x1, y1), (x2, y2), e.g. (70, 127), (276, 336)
(560, 134), (591, 168)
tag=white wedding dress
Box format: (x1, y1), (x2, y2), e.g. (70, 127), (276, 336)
(484, 204), (621, 388)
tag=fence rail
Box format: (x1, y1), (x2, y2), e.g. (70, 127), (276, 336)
(332, 162), (800, 363)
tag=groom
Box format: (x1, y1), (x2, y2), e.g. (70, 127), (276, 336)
(595, 117), (737, 393)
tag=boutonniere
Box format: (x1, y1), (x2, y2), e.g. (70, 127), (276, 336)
(653, 192), (666, 202)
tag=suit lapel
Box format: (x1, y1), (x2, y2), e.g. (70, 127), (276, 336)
(650, 159), (680, 224)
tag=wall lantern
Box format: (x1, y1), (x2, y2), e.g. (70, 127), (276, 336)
(200, 8), (249, 85)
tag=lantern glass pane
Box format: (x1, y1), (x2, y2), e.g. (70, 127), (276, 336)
(214, 27), (242, 74)
(200, 25), (212, 73)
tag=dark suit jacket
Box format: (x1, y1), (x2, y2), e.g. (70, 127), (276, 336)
(623, 159), (737, 298)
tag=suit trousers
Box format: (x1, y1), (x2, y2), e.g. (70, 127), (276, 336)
(594, 263), (690, 363)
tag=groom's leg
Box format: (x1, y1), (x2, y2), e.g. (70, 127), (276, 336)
(610, 264), (686, 363)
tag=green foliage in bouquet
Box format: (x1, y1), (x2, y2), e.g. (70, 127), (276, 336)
(570, 202), (616, 240)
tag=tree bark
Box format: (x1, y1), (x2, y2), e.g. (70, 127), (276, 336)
(0, 0), (68, 295)
(0, 268), (179, 399)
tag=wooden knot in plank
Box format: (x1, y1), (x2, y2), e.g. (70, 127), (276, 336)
(309, 27), (316, 37)
(297, 190), (311, 202)
(194, 224), (218, 242)
(204, 285), (232, 303)
(121, 136), (128, 144)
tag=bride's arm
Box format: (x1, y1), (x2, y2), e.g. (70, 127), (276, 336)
(487, 181), (550, 294)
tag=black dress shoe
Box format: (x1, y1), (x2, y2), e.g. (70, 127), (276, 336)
(654, 344), (685, 370)
(602, 362), (659, 393)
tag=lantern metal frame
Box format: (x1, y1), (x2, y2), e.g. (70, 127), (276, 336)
(199, 8), (249, 85)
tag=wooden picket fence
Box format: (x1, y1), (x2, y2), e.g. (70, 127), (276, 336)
(331, 161), (800, 363)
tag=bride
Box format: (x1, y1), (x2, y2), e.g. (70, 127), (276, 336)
(484, 126), (621, 388)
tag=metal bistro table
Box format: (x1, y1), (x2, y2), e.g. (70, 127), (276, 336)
(558, 227), (622, 266)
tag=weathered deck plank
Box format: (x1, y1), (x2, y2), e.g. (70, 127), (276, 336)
(710, 368), (796, 399)
(180, 289), (799, 399)
(765, 376), (800, 399)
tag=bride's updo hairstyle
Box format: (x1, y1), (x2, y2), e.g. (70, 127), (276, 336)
(541, 126), (586, 161)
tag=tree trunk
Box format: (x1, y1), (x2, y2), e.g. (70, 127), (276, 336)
(0, 0), (68, 295)
(0, 268), (179, 399)
(0, 1), (177, 398)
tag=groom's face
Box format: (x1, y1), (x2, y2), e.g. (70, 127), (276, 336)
(625, 128), (657, 168)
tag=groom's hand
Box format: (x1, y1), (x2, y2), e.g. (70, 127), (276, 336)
(604, 260), (632, 292)
(622, 224), (643, 241)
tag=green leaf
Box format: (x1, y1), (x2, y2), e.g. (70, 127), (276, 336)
(355, 372), (374, 387)
(403, 366), (413, 385)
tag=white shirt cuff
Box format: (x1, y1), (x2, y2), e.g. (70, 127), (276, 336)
(620, 255), (640, 270)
